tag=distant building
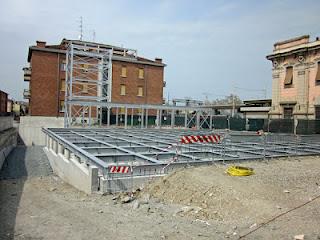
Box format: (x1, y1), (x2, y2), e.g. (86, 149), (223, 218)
(240, 99), (271, 119)
(0, 90), (8, 114)
(24, 39), (166, 117)
(267, 35), (320, 119)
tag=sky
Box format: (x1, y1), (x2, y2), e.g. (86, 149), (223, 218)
(0, 0), (319, 102)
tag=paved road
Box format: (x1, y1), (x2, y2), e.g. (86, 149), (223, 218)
(0, 146), (52, 180)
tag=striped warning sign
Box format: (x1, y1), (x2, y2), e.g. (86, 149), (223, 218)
(180, 134), (221, 144)
(109, 166), (130, 173)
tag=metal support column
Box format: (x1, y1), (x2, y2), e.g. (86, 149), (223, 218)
(159, 110), (162, 128)
(124, 107), (128, 129)
(145, 109), (148, 128)
(209, 111), (213, 130)
(107, 107), (110, 127)
(131, 108), (134, 127)
(196, 111), (200, 130)
(171, 110), (175, 128)
(156, 110), (160, 128)
(141, 109), (144, 129)
(115, 107), (119, 126)
(184, 112), (188, 128)
(88, 106), (92, 127)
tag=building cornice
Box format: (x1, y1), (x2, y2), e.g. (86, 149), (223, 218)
(28, 46), (166, 67)
(266, 41), (320, 61)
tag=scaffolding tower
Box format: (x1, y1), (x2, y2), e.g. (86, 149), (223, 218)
(64, 41), (113, 127)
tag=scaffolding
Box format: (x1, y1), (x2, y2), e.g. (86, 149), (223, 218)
(64, 41), (113, 127)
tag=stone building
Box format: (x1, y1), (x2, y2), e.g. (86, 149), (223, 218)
(267, 35), (320, 119)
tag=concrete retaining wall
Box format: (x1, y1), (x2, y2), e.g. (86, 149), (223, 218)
(19, 116), (64, 146)
(44, 144), (99, 194)
(0, 116), (13, 132)
(0, 128), (17, 170)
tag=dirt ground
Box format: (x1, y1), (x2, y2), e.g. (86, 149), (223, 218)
(1, 151), (320, 239)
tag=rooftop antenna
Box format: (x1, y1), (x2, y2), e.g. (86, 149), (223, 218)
(92, 30), (96, 42)
(79, 16), (83, 41)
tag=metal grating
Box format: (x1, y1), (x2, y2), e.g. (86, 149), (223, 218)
(43, 128), (320, 177)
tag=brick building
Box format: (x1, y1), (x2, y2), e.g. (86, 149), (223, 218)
(0, 90), (8, 114)
(267, 35), (320, 119)
(24, 39), (166, 117)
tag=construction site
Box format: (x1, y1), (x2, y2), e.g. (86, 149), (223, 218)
(1, 25), (320, 240)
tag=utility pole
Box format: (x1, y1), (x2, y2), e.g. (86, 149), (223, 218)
(232, 85), (235, 117)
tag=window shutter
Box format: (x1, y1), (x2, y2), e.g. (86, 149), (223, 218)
(316, 63), (320, 81)
(284, 67), (293, 85)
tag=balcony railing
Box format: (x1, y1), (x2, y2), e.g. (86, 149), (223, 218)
(23, 67), (31, 81)
(23, 89), (30, 99)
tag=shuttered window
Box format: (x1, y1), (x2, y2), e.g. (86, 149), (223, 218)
(121, 66), (127, 77)
(120, 85), (126, 95)
(82, 83), (88, 93)
(137, 86), (143, 97)
(60, 100), (65, 112)
(119, 107), (125, 114)
(284, 66), (293, 86)
(60, 80), (65, 91)
(316, 63), (320, 85)
(138, 68), (144, 79)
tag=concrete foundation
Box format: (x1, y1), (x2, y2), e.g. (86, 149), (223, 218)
(0, 116), (13, 132)
(19, 116), (64, 146)
(0, 128), (17, 170)
(44, 146), (99, 194)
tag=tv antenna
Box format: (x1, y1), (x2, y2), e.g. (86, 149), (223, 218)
(79, 16), (83, 41)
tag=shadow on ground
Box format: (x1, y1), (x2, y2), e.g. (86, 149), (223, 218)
(0, 144), (52, 240)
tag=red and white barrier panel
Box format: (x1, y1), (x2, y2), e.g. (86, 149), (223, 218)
(109, 166), (130, 173)
(180, 134), (222, 144)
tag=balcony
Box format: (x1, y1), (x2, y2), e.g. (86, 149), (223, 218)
(23, 67), (31, 81)
(23, 89), (30, 99)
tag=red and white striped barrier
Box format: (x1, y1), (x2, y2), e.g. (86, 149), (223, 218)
(109, 166), (130, 173)
(180, 134), (222, 144)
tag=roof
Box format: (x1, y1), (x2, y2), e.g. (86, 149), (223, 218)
(27, 39), (166, 67)
(267, 36), (320, 60)
(243, 99), (272, 104)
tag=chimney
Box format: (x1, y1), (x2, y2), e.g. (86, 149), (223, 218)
(155, 58), (162, 63)
(36, 41), (46, 48)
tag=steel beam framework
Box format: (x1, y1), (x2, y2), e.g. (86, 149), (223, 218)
(64, 42), (113, 127)
(43, 128), (320, 180)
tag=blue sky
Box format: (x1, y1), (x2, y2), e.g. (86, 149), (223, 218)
(0, 0), (319, 101)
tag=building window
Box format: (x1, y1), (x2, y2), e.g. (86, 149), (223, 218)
(284, 66), (293, 88)
(60, 60), (66, 71)
(82, 83), (88, 93)
(283, 107), (293, 119)
(82, 64), (89, 73)
(137, 86), (143, 97)
(121, 66), (127, 77)
(119, 107), (125, 115)
(59, 100), (65, 112)
(60, 80), (65, 91)
(316, 63), (320, 86)
(120, 85), (126, 96)
(138, 68), (144, 79)
(315, 106), (320, 119)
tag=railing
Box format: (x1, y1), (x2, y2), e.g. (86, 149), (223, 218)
(23, 67), (31, 81)
(23, 89), (30, 99)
